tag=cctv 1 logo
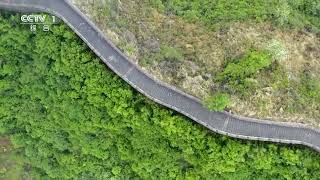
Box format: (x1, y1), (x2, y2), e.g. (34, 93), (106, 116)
(20, 14), (57, 24)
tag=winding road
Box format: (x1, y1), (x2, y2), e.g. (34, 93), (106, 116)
(1, 0), (320, 153)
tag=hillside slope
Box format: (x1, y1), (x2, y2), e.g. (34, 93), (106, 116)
(72, 0), (320, 127)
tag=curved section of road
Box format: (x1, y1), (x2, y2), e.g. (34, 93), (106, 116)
(1, 0), (320, 152)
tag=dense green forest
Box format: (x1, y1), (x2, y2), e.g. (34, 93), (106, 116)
(0, 12), (320, 179)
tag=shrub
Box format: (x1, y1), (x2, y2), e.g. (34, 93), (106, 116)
(265, 39), (288, 61)
(161, 45), (184, 61)
(215, 50), (272, 97)
(203, 92), (230, 111)
(217, 50), (272, 83)
(274, 0), (291, 26)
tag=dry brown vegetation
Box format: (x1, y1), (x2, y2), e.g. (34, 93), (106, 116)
(72, 0), (320, 127)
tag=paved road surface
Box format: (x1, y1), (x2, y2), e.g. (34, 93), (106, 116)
(0, 0), (319, 152)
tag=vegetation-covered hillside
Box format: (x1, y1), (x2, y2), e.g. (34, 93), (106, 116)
(0, 12), (320, 179)
(73, 0), (320, 127)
